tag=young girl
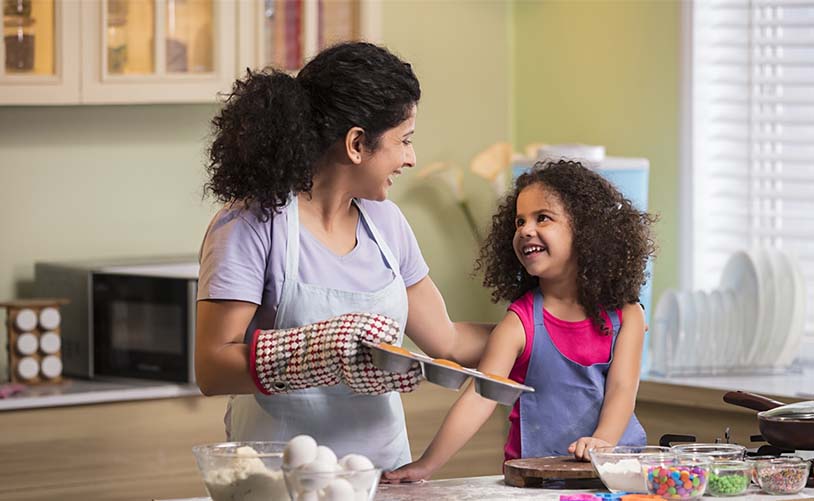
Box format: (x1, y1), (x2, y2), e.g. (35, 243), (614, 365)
(385, 159), (658, 481)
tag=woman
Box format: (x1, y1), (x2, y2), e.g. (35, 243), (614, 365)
(195, 42), (490, 470)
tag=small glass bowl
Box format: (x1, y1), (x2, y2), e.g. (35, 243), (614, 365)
(641, 454), (710, 500)
(706, 461), (751, 497)
(589, 445), (671, 493)
(670, 443), (746, 462)
(192, 441), (288, 501)
(283, 464), (382, 501)
(755, 457), (811, 495)
(744, 455), (777, 485)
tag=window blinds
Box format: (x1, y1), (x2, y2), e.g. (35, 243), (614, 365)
(690, 0), (814, 362)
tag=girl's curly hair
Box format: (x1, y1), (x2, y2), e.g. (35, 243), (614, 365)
(204, 42), (421, 219)
(475, 159), (658, 334)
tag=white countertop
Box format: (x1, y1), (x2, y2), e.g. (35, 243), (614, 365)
(642, 367), (814, 401)
(155, 476), (814, 501)
(0, 377), (201, 411)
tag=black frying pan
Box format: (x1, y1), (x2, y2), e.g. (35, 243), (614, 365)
(724, 391), (814, 450)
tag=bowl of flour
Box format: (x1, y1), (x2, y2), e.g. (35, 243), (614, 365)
(590, 445), (672, 493)
(192, 441), (289, 501)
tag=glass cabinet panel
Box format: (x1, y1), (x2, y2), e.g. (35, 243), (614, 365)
(2, 0), (54, 75)
(263, 0), (303, 71)
(166, 0), (213, 73)
(258, 0), (361, 71)
(318, 0), (358, 50)
(106, 0), (154, 75)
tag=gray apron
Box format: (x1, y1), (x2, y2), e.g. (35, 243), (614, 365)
(225, 195), (412, 470)
(520, 289), (646, 456)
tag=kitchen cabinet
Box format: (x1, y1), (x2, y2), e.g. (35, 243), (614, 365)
(0, 0), (380, 105)
(236, 0), (381, 76)
(0, 0), (80, 104)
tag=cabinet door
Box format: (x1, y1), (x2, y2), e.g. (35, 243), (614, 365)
(236, 0), (380, 76)
(0, 0), (80, 105)
(80, 0), (236, 104)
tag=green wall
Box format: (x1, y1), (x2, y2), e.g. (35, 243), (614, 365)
(0, 1), (511, 378)
(512, 0), (681, 310)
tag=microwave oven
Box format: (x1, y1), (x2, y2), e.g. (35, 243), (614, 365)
(33, 256), (199, 383)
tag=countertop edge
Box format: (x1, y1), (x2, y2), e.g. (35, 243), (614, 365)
(0, 383), (202, 411)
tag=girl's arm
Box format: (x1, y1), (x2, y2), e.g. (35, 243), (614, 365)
(195, 299), (259, 395)
(569, 303), (646, 459)
(405, 276), (494, 367)
(384, 311), (526, 483)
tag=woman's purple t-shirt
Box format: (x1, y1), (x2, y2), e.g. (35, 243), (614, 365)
(197, 198), (429, 334)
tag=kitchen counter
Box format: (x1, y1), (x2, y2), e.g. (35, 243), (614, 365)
(0, 377), (201, 411)
(156, 476), (814, 501)
(642, 367), (814, 402)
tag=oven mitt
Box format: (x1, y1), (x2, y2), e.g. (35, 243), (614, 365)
(250, 312), (422, 395)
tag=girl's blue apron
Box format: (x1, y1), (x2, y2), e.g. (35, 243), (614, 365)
(519, 290), (646, 457)
(225, 195), (412, 470)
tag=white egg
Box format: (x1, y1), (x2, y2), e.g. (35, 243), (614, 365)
(297, 459), (339, 491)
(314, 445), (337, 465)
(353, 488), (369, 501)
(319, 478), (355, 501)
(284, 435), (318, 469)
(337, 454), (373, 471)
(337, 454), (376, 490)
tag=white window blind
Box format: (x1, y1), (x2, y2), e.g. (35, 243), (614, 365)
(689, 0), (814, 362)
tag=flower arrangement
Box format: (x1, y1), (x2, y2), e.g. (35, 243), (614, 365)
(416, 141), (545, 242)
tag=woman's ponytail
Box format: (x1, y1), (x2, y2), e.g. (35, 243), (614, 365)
(206, 69), (321, 219)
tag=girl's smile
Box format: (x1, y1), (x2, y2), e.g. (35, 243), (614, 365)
(512, 183), (576, 280)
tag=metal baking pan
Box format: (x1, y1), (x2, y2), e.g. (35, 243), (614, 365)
(421, 358), (473, 390)
(363, 340), (425, 374)
(471, 370), (535, 406)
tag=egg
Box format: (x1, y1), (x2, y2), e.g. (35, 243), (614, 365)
(315, 445), (337, 465)
(284, 435), (318, 469)
(297, 459), (339, 491)
(319, 478), (355, 501)
(337, 454), (376, 491)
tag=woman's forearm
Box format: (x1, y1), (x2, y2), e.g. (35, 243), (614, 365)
(450, 321), (494, 367)
(195, 342), (256, 396)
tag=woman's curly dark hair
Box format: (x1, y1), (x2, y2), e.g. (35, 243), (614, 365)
(475, 159), (658, 334)
(204, 42), (421, 219)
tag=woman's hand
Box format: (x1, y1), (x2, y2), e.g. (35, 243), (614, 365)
(382, 460), (434, 484)
(568, 436), (612, 461)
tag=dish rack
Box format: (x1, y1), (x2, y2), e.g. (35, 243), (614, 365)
(648, 248), (806, 376)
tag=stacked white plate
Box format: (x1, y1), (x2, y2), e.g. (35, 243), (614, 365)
(649, 248), (806, 376)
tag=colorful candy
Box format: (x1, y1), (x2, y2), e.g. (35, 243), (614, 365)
(645, 465), (708, 500)
(755, 462), (810, 495)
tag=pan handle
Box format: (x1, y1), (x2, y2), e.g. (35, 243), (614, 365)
(723, 391), (786, 412)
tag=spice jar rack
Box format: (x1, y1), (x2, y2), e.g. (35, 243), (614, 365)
(1, 298), (68, 384)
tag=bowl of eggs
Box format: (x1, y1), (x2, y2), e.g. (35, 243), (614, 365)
(192, 441), (289, 501)
(282, 435), (381, 501)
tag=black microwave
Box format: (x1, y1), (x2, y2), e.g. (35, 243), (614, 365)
(33, 256), (198, 383)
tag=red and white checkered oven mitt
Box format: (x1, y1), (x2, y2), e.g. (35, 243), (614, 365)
(250, 312), (422, 395)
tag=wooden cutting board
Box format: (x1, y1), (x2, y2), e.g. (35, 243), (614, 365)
(504, 455), (599, 488)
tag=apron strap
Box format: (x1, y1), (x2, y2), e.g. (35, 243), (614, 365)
(284, 194), (300, 278)
(533, 289), (545, 326)
(354, 199), (401, 275)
